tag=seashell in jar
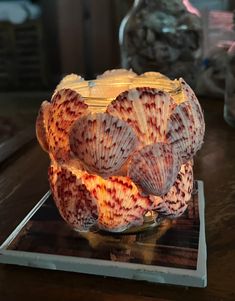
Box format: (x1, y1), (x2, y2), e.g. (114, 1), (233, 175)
(128, 143), (180, 196)
(48, 162), (98, 232)
(150, 161), (193, 218)
(143, 11), (176, 32)
(153, 41), (180, 64)
(35, 100), (51, 152)
(69, 113), (138, 177)
(107, 87), (176, 146)
(47, 88), (89, 163)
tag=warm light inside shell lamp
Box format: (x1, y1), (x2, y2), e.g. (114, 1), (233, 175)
(36, 69), (205, 233)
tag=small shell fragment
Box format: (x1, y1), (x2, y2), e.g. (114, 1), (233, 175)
(70, 113), (138, 177)
(128, 143), (180, 196)
(48, 162), (98, 231)
(35, 100), (51, 152)
(107, 87), (176, 146)
(48, 89), (89, 163)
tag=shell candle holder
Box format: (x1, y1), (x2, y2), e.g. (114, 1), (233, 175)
(36, 69), (205, 233)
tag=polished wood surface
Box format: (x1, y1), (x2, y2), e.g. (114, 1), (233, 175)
(0, 98), (235, 301)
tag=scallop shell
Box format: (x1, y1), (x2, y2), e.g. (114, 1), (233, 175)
(151, 161), (193, 218)
(107, 87), (176, 146)
(48, 89), (89, 162)
(138, 72), (169, 79)
(82, 174), (151, 232)
(53, 74), (87, 96)
(70, 113), (138, 177)
(128, 143), (180, 196)
(166, 97), (205, 162)
(180, 78), (201, 105)
(97, 68), (137, 80)
(48, 162), (98, 231)
(35, 100), (51, 152)
(171, 78), (203, 105)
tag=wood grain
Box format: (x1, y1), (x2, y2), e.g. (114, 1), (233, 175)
(0, 98), (235, 301)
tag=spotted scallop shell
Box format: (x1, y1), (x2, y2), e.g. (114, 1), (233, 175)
(48, 162), (98, 231)
(47, 89), (89, 163)
(69, 113), (138, 177)
(128, 143), (180, 196)
(150, 161), (193, 218)
(82, 174), (151, 232)
(166, 97), (205, 162)
(35, 100), (51, 152)
(107, 87), (176, 146)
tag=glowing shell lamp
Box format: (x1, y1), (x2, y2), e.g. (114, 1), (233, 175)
(36, 69), (205, 233)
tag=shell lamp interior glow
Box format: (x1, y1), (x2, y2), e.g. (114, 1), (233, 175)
(36, 69), (205, 233)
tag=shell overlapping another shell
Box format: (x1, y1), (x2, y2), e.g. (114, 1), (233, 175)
(150, 161), (194, 218)
(36, 69), (205, 233)
(49, 162), (151, 232)
(70, 113), (138, 177)
(83, 174), (152, 232)
(49, 162), (98, 231)
(107, 87), (176, 146)
(128, 143), (180, 196)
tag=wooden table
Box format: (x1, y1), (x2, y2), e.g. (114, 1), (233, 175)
(0, 97), (234, 301)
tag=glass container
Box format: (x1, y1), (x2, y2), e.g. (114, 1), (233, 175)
(224, 42), (235, 127)
(119, 0), (203, 88)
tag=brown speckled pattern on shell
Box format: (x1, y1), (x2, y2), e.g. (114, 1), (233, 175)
(48, 162), (98, 231)
(107, 87), (176, 146)
(82, 174), (152, 232)
(166, 97), (205, 162)
(151, 161), (193, 218)
(70, 113), (137, 177)
(35, 70), (205, 232)
(128, 143), (180, 196)
(48, 89), (89, 163)
(35, 100), (51, 152)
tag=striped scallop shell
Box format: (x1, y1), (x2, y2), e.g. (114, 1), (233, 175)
(47, 89), (89, 163)
(180, 78), (202, 105)
(128, 143), (180, 196)
(82, 174), (151, 232)
(107, 87), (176, 146)
(35, 100), (51, 152)
(69, 113), (138, 177)
(151, 161), (193, 218)
(166, 97), (205, 163)
(48, 162), (98, 231)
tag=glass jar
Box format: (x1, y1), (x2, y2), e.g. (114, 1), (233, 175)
(224, 42), (235, 127)
(119, 0), (203, 88)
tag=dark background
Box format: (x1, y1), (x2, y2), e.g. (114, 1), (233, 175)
(0, 0), (235, 91)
